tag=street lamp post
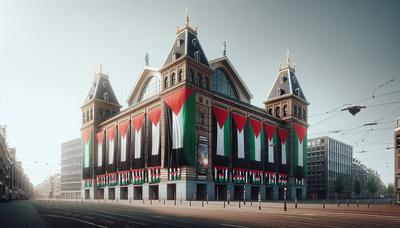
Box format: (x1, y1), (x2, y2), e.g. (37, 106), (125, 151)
(284, 188), (287, 211)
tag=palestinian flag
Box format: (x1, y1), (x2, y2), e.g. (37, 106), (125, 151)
(249, 118), (263, 162)
(132, 114), (145, 168)
(96, 131), (104, 168)
(265, 172), (276, 185)
(131, 169), (145, 185)
(148, 167), (161, 183)
(119, 170), (129, 185)
(168, 168), (181, 181)
(147, 108), (161, 166)
(232, 112), (247, 167)
(277, 128), (288, 165)
(107, 126), (116, 165)
(119, 120), (129, 163)
(264, 123), (276, 164)
(214, 166), (229, 183)
(82, 127), (93, 178)
(294, 123), (307, 177)
(164, 88), (196, 168)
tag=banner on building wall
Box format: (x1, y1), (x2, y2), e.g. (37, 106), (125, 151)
(212, 106), (231, 157)
(249, 118), (263, 162)
(197, 136), (208, 179)
(232, 112), (246, 160)
(278, 128), (288, 165)
(294, 123), (307, 178)
(82, 127), (93, 169)
(96, 131), (104, 167)
(164, 88), (196, 168)
(264, 123), (276, 164)
(107, 126), (116, 165)
(147, 108), (161, 166)
(132, 114), (144, 160)
(118, 120), (129, 163)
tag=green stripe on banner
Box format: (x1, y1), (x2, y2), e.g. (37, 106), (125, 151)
(260, 126), (265, 161)
(249, 119), (255, 161)
(293, 129), (298, 177)
(224, 113), (231, 157)
(182, 93), (196, 166)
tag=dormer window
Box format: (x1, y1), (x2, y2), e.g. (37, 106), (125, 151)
(103, 92), (109, 101)
(178, 70), (183, 82)
(176, 39), (183, 47)
(194, 51), (200, 61)
(171, 73), (176, 86)
(174, 52), (181, 60)
(295, 88), (300, 96)
(281, 76), (288, 83)
(192, 38), (197, 48)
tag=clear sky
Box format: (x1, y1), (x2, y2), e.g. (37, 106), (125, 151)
(1, 0), (399, 186)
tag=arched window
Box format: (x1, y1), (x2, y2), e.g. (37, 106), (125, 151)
(283, 105), (288, 117)
(178, 70), (183, 82)
(164, 76), (168, 89)
(275, 106), (280, 118)
(212, 68), (238, 100)
(171, 73), (176, 86)
(139, 76), (160, 102)
(268, 108), (273, 115)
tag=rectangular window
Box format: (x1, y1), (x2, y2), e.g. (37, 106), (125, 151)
(194, 51), (200, 61)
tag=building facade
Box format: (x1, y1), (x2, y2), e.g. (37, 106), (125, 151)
(81, 16), (309, 201)
(0, 126), (33, 201)
(351, 159), (368, 198)
(61, 139), (82, 199)
(307, 137), (353, 199)
(395, 117), (400, 204)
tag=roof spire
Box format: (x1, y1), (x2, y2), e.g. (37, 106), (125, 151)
(286, 50), (291, 66)
(145, 52), (149, 66)
(99, 64), (103, 74)
(222, 41), (227, 56)
(185, 7), (189, 26)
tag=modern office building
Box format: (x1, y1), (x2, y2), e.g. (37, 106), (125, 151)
(395, 117), (400, 204)
(60, 139), (82, 199)
(307, 136), (353, 199)
(80, 14), (309, 201)
(351, 159), (368, 198)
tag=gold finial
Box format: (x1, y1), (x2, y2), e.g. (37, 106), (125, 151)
(185, 7), (189, 26)
(99, 64), (103, 73)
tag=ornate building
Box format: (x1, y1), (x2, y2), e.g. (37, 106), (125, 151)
(81, 15), (309, 201)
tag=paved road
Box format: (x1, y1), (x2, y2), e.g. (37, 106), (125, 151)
(2, 199), (400, 227)
(0, 200), (49, 228)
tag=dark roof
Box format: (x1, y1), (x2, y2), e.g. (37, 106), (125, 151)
(163, 28), (209, 67)
(83, 73), (120, 106)
(267, 67), (307, 102)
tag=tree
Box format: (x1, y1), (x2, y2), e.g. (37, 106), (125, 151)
(367, 175), (378, 199)
(333, 175), (344, 199)
(387, 183), (394, 198)
(354, 180), (361, 198)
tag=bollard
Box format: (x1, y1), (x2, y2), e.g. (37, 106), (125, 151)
(323, 200), (325, 209)
(151, 199), (152, 205)
(239, 201), (241, 208)
(368, 200), (370, 208)
(284, 200), (287, 211)
(202, 200), (204, 207)
(130, 198), (131, 204)
(164, 199), (166, 205)
(174, 197), (176, 206)
(207, 195), (209, 204)
(143, 198), (144, 204)
(251, 201), (253, 207)
(224, 200), (226, 208)
(337, 200), (339, 207)
(180, 198), (182, 204)
(258, 192), (261, 211)
(295, 198), (298, 209)
(347, 200), (349, 207)
(357, 200), (359, 208)
(159, 199), (161, 203)
(190, 200), (191, 206)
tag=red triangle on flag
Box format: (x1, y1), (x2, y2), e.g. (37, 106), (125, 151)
(107, 126), (116, 141)
(264, 123), (275, 141)
(82, 127), (91, 144)
(148, 108), (161, 126)
(294, 123), (307, 143)
(96, 131), (104, 143)
(212, 106), (229, 128)
(249, 118), (262, 137)
(278, 128), (288, 145)
(118, 120), (129, 137)
(164, 88), (193, 115)
(132, 114), (144, 132)
(232, 112), (246, 133)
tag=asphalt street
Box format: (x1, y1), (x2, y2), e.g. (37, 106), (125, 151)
(1, 200), (400, 227)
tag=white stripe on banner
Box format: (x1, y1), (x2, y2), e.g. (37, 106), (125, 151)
(172, 111), (183, 149)
(268, 138), (274, 163)
(135, 130), (141, 159)
(97, 143), (102, 167)
(217, 125), (224, 156)
(298, 141), (303, 167)
(282, 143), (286, 164)
(84, 143), (90, 168)
(255, 136), (261, 161)
(237, 130), (245, 159)
(108, 140), (114, 164)
(151, 124), (160, 155)
(121, 135), (126, 162)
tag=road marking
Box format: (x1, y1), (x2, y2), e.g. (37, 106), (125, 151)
(153, 215), (164, 218)
(44, 214), (108, 228)
(220, 224), (249, 228)
(84, 215), (94, 220)
(101, 211), (182, 227)
(101, 219), (115, 224)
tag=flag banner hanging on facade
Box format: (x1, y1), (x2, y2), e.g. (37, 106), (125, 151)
(96, 131), (104, 167)
(164, 88), (196, 168)
(118, 120), (129, 164)
(249, 118), (263, 162)
(84, 178), (92, 188)
(119, 170), (130, 185)
(147, 107), (161, 167)
(277, 128), (288, 165)
(278, 173), (288, 186)
(131, 169), (145, 185)
(232, 112), (247, 168)
(107, 126), (116, 165)
(132, 113), (145, 169)
(148, 167), (161, 183)
(294, 123), (307, 178)
(264, 172), (276, 186)
(81, 127), (93, 178)
(168, 168), (181, 181)
(96, 174), (106, 187)
(264, 123), (276, 164)
(249, 170), (263, 185)
(232, 168), (247, 184)
(107, 172), (118, 186)
(214, 166), (229, 183)
(212, 106), (231, 157)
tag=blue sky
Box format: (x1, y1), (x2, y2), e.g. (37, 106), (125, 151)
(1, 0), (399, 185)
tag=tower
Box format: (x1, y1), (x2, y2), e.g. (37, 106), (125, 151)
(80, 66), (121, 199)
(265, 51), (309, 200)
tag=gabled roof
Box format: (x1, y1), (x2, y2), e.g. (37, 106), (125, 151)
(83, 72), (120, 106)
(163, 25), (209, 68)
(126, 66), (160, 106)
